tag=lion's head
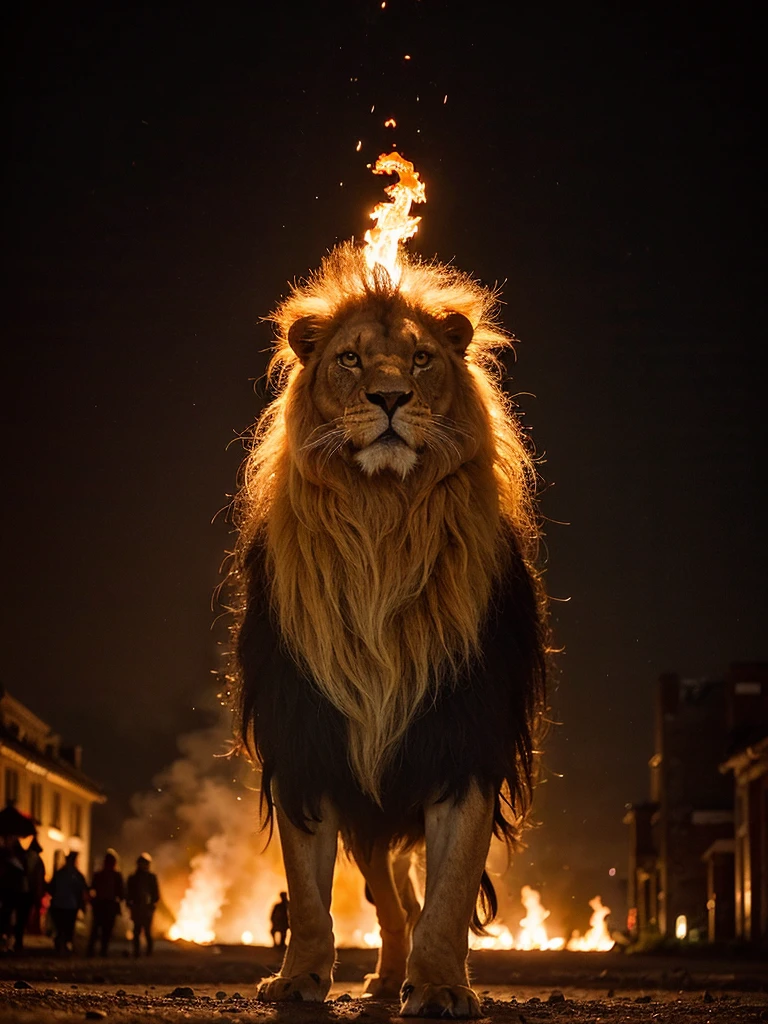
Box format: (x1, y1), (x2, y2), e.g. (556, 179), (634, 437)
(234, 243), (544, 802)
(286, 301), (476, 481)
(248, 244), (533, 500)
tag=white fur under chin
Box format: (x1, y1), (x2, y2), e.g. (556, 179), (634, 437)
(354, 442), (418, 479)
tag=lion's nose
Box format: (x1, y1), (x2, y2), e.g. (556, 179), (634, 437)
(365, 391), (413, 414)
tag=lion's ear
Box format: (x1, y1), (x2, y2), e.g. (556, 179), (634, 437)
(438, 312), (474, 355)
(287, 317), (318, 364)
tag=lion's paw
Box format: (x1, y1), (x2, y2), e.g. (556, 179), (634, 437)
(256, 972), (330, 1003)
(400, 981), (482, 1019)
(363, 970), (404, 1000)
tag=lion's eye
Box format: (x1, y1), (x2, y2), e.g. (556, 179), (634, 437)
(413, 350), (431, 368)
(338, 351), (361, 368)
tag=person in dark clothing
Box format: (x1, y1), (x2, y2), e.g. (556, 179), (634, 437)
(126, 853), (160, 956)
(24, 838), (46, 937)
(0, 838), (27, 953)
(87, 849), (124, 957)
(48, 851), (87, 955)
(10, 839), (36, 953)
(270, 891), (290, 949)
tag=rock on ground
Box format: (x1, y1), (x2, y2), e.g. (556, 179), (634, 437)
(1, 943), (766, 1023)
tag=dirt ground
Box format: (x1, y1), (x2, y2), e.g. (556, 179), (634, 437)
(1, 940), (767, 1023)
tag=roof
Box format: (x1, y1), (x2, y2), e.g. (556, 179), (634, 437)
(0, 718), (105, 803)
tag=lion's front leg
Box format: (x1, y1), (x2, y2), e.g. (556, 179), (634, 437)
(256, 795), (339, 1004)
(400, 782), (494, 1019)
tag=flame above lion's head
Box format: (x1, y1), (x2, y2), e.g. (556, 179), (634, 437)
(234, 242), (545, 804)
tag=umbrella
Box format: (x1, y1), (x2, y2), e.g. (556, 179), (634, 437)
(0, 801), (37, 838)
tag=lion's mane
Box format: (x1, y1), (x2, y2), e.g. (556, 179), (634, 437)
(232, 242), (547, 834)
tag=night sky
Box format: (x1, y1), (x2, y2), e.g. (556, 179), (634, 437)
(5, 3), (764, 905)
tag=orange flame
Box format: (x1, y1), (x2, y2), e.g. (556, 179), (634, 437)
(516, 885), (565, 950)
(363, 152), (426, 282)
(566, 895), (615, 951)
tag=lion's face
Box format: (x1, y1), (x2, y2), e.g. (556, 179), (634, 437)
(288, 308), (474, 478)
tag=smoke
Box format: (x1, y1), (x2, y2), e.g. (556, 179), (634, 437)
(119, 712), (281, 942)
(119, 711), (377, 945)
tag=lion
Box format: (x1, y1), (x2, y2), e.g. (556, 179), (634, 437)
(230, 242), (548, 1018)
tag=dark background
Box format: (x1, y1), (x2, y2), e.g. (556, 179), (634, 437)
(5, 2), (764, 919)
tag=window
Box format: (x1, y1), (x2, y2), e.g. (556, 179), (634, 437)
(30, 782), (43, 822)
(4, 768), (19, 804)
(735, 681), (762, 695)
(51, 791), (62, 828)
(70, 802), (82, 837)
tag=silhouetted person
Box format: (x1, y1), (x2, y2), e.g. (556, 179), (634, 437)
(24, 837), (46, 937)
(126, 853), (159, 956)
(270, 891), (289, 948)
(0, 837), (27, 953)
(48, 851), (87, 955)
(10, 838), (38, 953)
(87, 849), (124, 957)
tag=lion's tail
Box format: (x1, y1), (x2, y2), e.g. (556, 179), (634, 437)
(470, 870), (498, 936)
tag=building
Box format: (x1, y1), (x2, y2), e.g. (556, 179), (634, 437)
(624, 671), (735, 943)
(0, 688), (105, 877)
(719, 662), (768, 949)
(623, 801), (660, 938)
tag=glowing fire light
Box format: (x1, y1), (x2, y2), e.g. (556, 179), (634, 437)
(517, 885), (565, 950)
(567, 895), (615, 951)
(470, 923), (515, 950)
(675, 914), (688, 940)
(167, 861), (225, 943)
(470, 886), (570, 950)
(167, 843), (615, 952)
(363, 152), (426, 282)
(168, 841), (379, 948)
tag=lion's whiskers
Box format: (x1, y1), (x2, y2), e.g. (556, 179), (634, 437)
(429, 414), (475, 441)
(419, 420), (466, 462)
(301, 422), (349, 453)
